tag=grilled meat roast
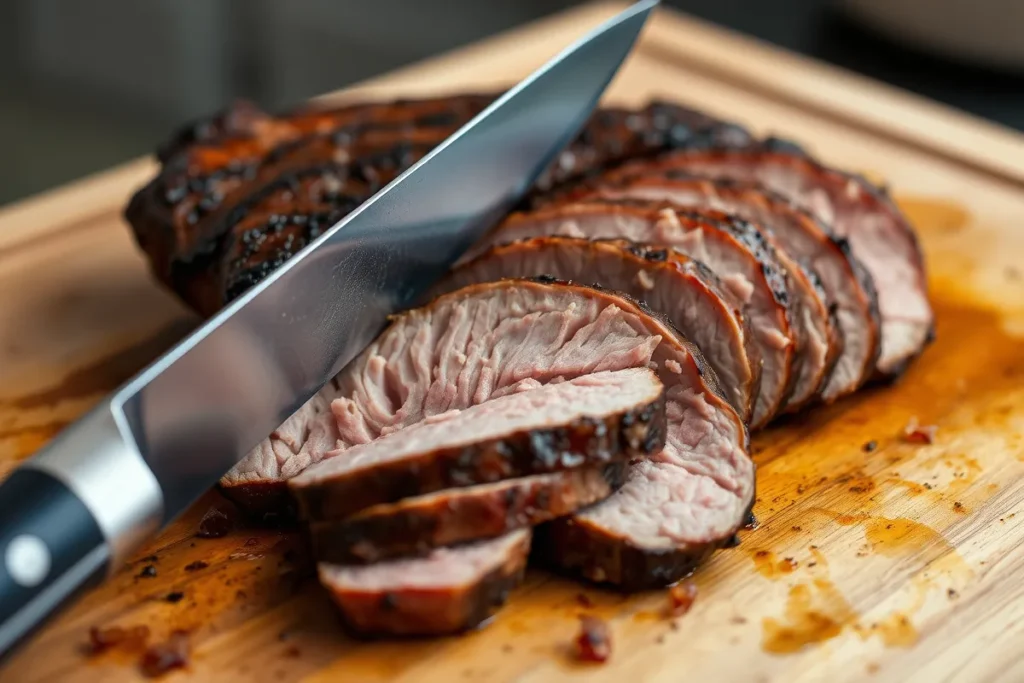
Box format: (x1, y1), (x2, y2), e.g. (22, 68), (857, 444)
(122, 88), (934, 637)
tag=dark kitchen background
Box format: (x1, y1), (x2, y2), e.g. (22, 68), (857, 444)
(0, 0), (1021, 208)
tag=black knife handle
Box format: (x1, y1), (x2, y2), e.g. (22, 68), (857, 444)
(0, 468), (109, 660)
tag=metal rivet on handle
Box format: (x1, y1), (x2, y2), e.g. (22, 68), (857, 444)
(5, 535), (51, 587)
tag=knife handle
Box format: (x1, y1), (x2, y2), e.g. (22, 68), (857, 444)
(0, 405), (163, 661)
(0, 468), (109, 659)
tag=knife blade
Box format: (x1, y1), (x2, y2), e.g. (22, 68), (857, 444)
(0, 0), (659, 659)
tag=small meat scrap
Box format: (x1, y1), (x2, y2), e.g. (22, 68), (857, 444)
(862, 440), (877, 453)
(667, 581), (698, 617)
(85, 625), (151, 655)
(575, 593), (594, 609)
(184, 560), (208, 572)
(137, 565), (157, 579)
(140, 630), (190, 678)
(575, 616), (611, 663)
(196, 506), (234, 538)
(902, 417), (937, 444)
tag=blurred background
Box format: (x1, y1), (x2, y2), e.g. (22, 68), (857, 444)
(0, 0), (1021, 207)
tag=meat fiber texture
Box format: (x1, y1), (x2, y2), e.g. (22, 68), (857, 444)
(435, 235), (761, 425)
(288, 367), (666, 520)
(471, 200), (795, 430)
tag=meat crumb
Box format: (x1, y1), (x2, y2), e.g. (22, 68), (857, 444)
(862, 440), (877, 453)
(948, 588), (959, 599)
(791, 526), (802, 532)
(902, 417), (937, 444)
(137, 565), (157, 579)
(574, 616), (611, 663)
(575, 593), (594, 608)
(664, 359), (682, 375)
(635, 269), (656, 291)
(139, 630), (190, 678)
(164, 592), (185, 604)
(196, 506), (234, 538)
(667, 581), (698, 617)
(953, 502), (965, 513)
(85, 625), (151, 655)
(184, 561), (209, 572)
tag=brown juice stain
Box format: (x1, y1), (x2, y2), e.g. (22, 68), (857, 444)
(863, 517), (950, 557)
(761, 579), (857, 654)
(896, 197), (970, 236)
(750, 550), (798, 579)
(750, 291), (1020, 530)
(0, 420), (68, 460)
(874, 612), (918, 648)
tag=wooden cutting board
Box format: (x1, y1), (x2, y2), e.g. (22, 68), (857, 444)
(2, 2), (1024, 681)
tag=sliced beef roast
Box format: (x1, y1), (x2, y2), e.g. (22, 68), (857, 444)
(574, 173), (878, 406)
(471, 200), (794, 428)
(435, 236), (761, 424)
(615, 147), (931, 379)
(319, 528), (531, 637)
(310, 462), (625, 565)
(238, 277), (750, 590)
(288, 368), (667, 520)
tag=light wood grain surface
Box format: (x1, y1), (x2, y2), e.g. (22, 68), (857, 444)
(1, 2), (1023, 681)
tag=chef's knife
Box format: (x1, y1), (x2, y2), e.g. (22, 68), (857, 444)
(0, 0), (659, 660)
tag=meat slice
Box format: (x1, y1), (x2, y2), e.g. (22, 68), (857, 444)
(470, 200), (795, 429)
(319, 528), (531, 637)
(435, 236), (761, 424)
(288, 368), (667, 520)
(573, 173), (875, 406)
(620, 146), (931, 379)
(310, 463), (625, 564)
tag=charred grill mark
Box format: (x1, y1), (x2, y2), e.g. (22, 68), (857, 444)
(311, 466), (624, 565)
